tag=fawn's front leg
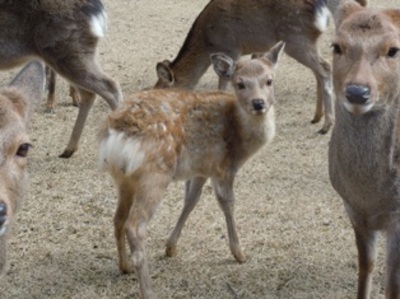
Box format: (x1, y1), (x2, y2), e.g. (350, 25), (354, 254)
(212, 176), (246, 263)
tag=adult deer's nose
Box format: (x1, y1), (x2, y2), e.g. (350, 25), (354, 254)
(252, 99), (265, 111)
(345, 84), (371, 105)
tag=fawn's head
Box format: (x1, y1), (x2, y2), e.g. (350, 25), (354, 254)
(210, 41), (285, 116)
(332, 1), (400, 115)
(0, 61), (44, 272)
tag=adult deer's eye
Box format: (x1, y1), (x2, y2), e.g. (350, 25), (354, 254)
(387, 47), (400, 58)
(266, 79), (273, 86)
(236, 82), (245, 90)
(332, 43), (342, 55)
(16, 143), (31, 157)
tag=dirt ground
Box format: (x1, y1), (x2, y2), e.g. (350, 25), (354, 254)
(0, 0), (396, 298)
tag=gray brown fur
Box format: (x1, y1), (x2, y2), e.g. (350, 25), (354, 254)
(329, 1), (400, 298)
(0, 0), (122, 158)
(155, 0), (367, 134)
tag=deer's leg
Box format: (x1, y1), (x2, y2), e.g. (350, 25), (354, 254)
(125, 175), (170, 299)
(211, 176), (246, 263)
(114, 182), (135, 274)
(70, 85), (80, 107)
(166, 177), (207, 257)
(385, 225), (400, 299)
(352, 225), (377, 299)
(45, 67), (57, 113)
(285, 40), (333, 134)
(58, 88), (95, 158)
(49, 56), (121, 110)
(45, 56), (121, 158)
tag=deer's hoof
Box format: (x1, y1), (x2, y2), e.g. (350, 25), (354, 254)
(59, 149), (76, 159)
(165, 246), (178, 257)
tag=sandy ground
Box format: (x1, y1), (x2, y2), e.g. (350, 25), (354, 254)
(0, 0), (397, 298)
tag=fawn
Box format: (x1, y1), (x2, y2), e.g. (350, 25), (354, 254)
(99, 41), (285, 299)
(154, 0), (367, 134)
(0, 0), (122, 158)
(329, 1), (400, 298)
(0, 61), (45, 273)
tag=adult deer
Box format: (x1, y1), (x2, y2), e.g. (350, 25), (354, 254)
(0, 61), (45, 273)
(329, 1), (400, 298)
(100, 42), (285, 299)
(155, 0), (367, 134)
(0, 0), (122, 158)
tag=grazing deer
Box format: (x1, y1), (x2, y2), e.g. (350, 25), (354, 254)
(155, 0), (368, 134)
(0, 0), (122, 158)
(329, 1), (400, 298)
(0, 61), (45, 273)
(99, 41), (285, 299)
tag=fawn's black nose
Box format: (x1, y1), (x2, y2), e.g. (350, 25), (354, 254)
(345, 84), (371, 105)
(0, 202), (6, 227)
(252, 99), (265, 111)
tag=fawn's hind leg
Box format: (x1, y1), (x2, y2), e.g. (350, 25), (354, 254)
(166, 176), (207, 257)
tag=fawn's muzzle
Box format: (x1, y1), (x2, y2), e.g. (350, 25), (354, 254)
(252, 99), (265, 111)
(345, 84), (371, 105)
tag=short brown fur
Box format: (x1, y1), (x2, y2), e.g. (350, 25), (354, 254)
(99, 42), (285, 299)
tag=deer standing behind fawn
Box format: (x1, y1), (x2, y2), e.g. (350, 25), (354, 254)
(0, 61), (45, 273)
(0, 0), (122, 158)
(329, 1), (400, 298)
(99, 41), (285, 299)
(155, 0), (367, 134)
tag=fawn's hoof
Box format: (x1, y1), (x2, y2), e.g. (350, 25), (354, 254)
(119, 261), (134, 274)
(0, 202), (8, 237)
(234, 252), (247, 264)
(59, 149), (76, 159)
(165, 246), (177, 257)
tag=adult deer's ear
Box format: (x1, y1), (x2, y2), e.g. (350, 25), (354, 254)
(262, 41), (285, 68)
(334, 0), (363, 28)
(6, 60), (45, 123)
(210, 52), (236, 79)
(156, 60), (175, 87)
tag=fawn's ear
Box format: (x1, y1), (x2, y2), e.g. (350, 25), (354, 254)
(7, 60), (45, 122)
(262, 41), (285, 67)
(334, 0), (363, 28)
(210, 53), (236, 79)
(156, 60), (175, 87)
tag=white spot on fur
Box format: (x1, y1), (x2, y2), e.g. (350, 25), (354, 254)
(90, 10), (107, 38)
(314, 6), (330, 32)
(99, 129), (145, 175)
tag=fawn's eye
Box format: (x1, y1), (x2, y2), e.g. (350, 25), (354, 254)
(387, 47), (400, 58)
(332, 43), (342, 55)
(266, 79), (273, 86)
(16, 143), (31, 157)
(236, 82), (245, 90)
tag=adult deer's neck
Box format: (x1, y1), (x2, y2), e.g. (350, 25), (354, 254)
(333, 98), (400, 170)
